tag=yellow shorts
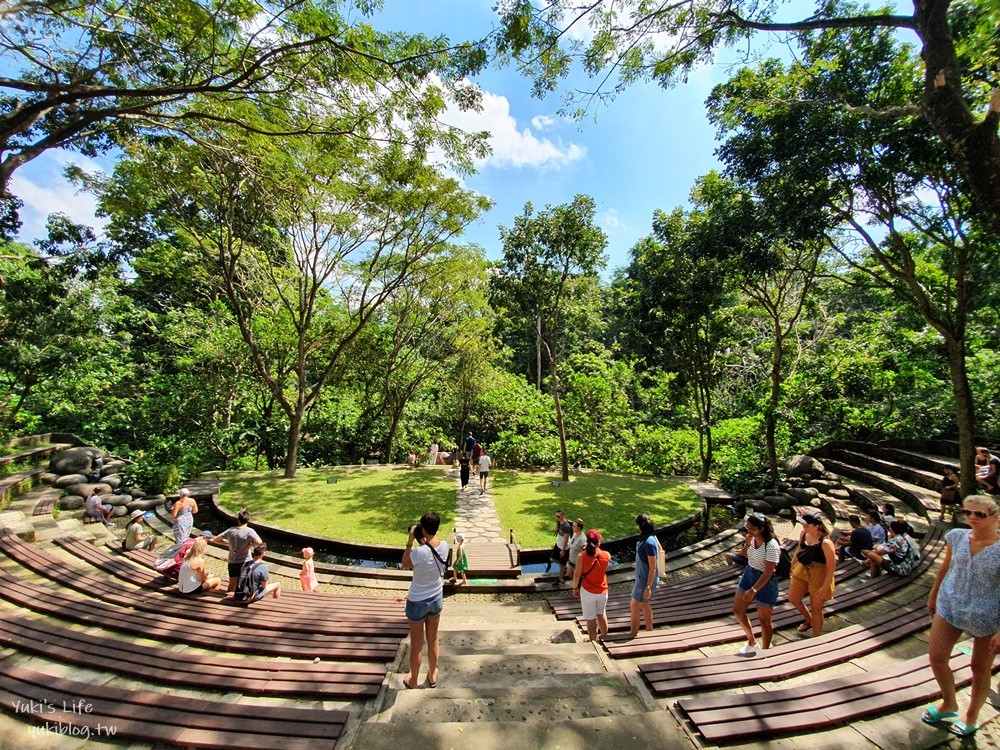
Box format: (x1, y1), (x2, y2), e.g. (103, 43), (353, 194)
(789, 561), (834, 600)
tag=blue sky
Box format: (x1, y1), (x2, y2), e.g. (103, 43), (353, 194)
(11, 0), (913, 275)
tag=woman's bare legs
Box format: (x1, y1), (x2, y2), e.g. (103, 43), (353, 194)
(425, 615), (441, 685)
(406, 620), (424, 689)
(963, 634), (998, 726)
(757, 605), (774, 648)
(733, 590), (757, 647)
(927, 614), (962, 715)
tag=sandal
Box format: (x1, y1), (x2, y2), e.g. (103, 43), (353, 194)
(947, 721), (978, 737)
(920, 705), (959, 724)
(796, 622), (812, 633)
(402, 675), (418, 690)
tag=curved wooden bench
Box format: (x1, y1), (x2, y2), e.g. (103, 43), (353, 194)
(0, 569), (397, 661)
(0, 467), (45, 502)
(676, 645), (997, 743)
(640, 599), (930, 696)
(0, 661), (344, 749)
(0, 534), (407, 638)
(58, 536), (402, 617)
(604, 528), (944, 658)
(0, 614), (384, 699)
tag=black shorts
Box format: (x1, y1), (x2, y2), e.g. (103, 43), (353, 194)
(228, 562), (244, 582)
(180, 583), (204, 595)
(550, 544), (566, 562)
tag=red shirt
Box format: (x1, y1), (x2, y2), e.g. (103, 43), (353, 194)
(577, 549), (611, 594)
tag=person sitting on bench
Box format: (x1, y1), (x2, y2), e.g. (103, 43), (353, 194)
(834, 514), (873, 561)
(235, 544), (281, 604)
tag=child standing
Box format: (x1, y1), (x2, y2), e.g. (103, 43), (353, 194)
(300, 547), (318, 592)
(449, 534), (469, 586)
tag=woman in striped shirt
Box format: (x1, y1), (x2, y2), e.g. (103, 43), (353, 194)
(733, 514), (780, 656)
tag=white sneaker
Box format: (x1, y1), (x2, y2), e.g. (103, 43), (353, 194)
(737, 643), (758, 657)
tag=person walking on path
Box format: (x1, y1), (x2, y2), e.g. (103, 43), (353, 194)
(787, 512), (836, 637)
(458, 452), (471, 491)
(922, 495), (1000, 738)
(732, 514), (780, 656)
(212, 509), (263, 594)
(171, 487), (198, 543)
(573, 529), (611, 643)
(478, 449), (492, 494)
(464, 432), (476, 456)
(471, 440), (483, 476)
(549, 509), (572, 585)
(630, 513), (661, 637)
(402, 512), (449, 689)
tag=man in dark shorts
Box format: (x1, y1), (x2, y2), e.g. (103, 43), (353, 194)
(212, 509), (263, 594)
(549, 509), (573, 586)
(237, 544), (281, 604)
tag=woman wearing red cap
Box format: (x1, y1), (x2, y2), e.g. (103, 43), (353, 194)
(572, 529), (611, 642)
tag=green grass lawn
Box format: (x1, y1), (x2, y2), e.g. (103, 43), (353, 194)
(215, 465), (700, 548)
(490, 470), (700, 548)
(215, 465), (456, 546)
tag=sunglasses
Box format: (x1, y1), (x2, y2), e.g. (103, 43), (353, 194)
(962, 508), (994, 519)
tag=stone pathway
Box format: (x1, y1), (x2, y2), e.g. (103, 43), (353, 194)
(451, 468), (504, 543)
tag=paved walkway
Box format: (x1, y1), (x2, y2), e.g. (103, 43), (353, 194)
(451, 467), (504, 543)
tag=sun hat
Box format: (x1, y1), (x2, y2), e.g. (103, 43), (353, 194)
(200, 529), (214, 538)
(178, 487), (191, 496)
(128, 509), (144, 521)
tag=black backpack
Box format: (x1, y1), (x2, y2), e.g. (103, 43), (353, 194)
(775, 547), (793, 579)
(234, 561), (259, 602)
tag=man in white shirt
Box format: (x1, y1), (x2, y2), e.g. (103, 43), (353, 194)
(479, 450), (492, 495)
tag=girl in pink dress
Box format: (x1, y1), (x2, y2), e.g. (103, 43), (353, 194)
(300, 547), (318, 592)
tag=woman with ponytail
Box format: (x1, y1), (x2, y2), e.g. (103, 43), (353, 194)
(733, 513), (780, 656)
(630, 513), (662, 637)
(572, 529), (611, 643)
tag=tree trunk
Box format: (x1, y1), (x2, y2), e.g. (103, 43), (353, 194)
(385, 404), (403, 464)
(944, 334), (977, 497)
(284, 410), (303, 479)
(552, 371), (570, 482)
(536, 313), (543, 390)
(765, 327), (784, 481)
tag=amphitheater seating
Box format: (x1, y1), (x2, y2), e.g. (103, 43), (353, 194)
(603, 527), (943, 658)
(677, 646), (996, 743)
(0, 614), (384, 699)
(0, 567), (399, 661)
(640, 598), (929, 696)
(31, 497), (55, 516)
(0, 661), (345, 749)
(57, 536), (401, 617)
(0, 533), (406, 639)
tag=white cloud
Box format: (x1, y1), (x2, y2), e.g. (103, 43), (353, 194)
(531, 114), (557, 131)
(600, 208), (626, 232)
(10, 150), (108, 243)
(441, 86), (586, 170)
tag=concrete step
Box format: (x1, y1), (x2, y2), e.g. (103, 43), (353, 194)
(384, 683), (649, 722)
(393, 651), (610, 688)
(427, 627), (580, 655)
(349, 711), (690, 750)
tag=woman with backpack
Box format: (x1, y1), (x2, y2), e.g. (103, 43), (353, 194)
(862, 520), (919, 578)
(572, 529), (611, 642)
(402, 512), (449, 689)
(732, 514), (780, 656)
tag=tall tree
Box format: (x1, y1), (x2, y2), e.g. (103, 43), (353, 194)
(708, 24), (997, 494)
(0, 0), (487, 199)
(493, 0), (1000, 233)
(491, 195), (607, 480)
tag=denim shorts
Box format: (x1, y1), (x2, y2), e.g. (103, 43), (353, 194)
(631, 576), (658, 603)
(405, 593), (444, 623)
(737, 567), (779, 607)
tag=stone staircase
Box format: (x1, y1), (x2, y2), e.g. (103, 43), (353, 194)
(349, 599), (692, 750)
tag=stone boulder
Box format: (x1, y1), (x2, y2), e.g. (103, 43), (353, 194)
(828, 488), (852, 500)
(111, 505), (128, 518)
(787, 486), (821, 502)
(126, 497), (161, 512)
(104, 494), (131, 507)
(53, 473), (88, 489)
(144, 494), (166, 508)
(59, 495), (85, 511)
(123, 487), (146, 499)
(808, 479), (837, 492)
(40, 472), (59, 485)
(764, 494), (794, 511)
(784, 455), (825, 477)
(48, 446), (103, 475)
(746, 499), (774, 515)
(102, 474), (123, 489)
(101, 460), (126, 476)
(65, 482), (113, 498)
